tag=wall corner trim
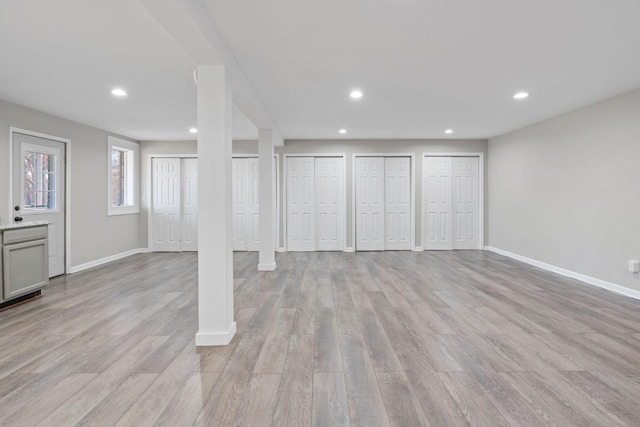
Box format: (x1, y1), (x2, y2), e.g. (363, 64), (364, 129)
(69, 248), (149, 274)
(412, 246), (423, 252)
(195, 323), (237, 346)
(484, 246), (640, 301)
(276, 247), (286, 253)
(344, 247), (355, 253)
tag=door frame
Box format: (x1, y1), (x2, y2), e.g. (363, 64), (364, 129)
(282, 153), (347, 252)
(421, 152), (485, 250)
(352, 153), (417, 251)
(9, 127), (71, 274)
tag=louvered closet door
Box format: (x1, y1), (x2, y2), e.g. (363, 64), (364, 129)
(287, 157), (316, 251)
(152, 158), (181, 251)
(424, 157), (453, 250)
(315, 157), (344, 251)
(453, 157), (479, 249)
(385, 157), (411, 250)
(356, 157), (385, 251)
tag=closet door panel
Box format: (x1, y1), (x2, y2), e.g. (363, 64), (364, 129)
(385, 157), (411, 250)
(287, 157), (316, 251)
(232, 158), (248, 251)
(424, 157), (453, 250)
(152, 158), (181, 252)
(181, 158), (198, 251)
(355, 157), (385, 251)
(453, 157), (479, 249)
(316, 157), (344, 251)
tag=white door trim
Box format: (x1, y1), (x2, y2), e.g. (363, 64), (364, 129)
(282, 153), (347, 252)
(421, 152), (484, 250)
(352, 153), (416, 251)
(9, 127), (71, 274)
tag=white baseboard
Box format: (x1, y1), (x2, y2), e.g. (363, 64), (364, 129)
(412, 246), (423, 252)
(70, 248), (149, 274)
(484, 246), (640, 301)
(258, 262), (277, 271)
(195, 322), (237, 346)
(276, 247), (286, 253)
(344, 247), (355, 253)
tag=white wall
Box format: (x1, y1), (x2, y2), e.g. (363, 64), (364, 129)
(0, 99), (140, 269)
(488, 89), (640, 292)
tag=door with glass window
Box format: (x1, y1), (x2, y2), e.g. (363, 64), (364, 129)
(12, 132), (66, 277)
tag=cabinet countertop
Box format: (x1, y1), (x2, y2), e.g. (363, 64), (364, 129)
(0, 221), (50, 231)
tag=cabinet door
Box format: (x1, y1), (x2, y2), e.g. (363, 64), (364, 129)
(3, 239), (48, 299)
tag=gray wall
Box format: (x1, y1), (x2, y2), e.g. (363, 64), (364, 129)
(0, 99), (140, 268)
(488, 89), (640, 291)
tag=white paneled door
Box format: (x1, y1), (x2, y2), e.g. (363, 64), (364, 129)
(453, 157), (479, 249)
(286, 156), (345, 251)
(355, 157), (385, 251)
(424, 157), (453, 250)
(385, 157), (411, 250)
(12, 132), (66, 277)
(181, 158), (198, 251)
(232, 157), (277, 251)
(232, 158), (260, 251)
(356, 156), (412, 251)
(315, 157), (344, 251)
(423, 156), (479, 250)
(151, 158), (197, 252)
(286, 157), (316, 251)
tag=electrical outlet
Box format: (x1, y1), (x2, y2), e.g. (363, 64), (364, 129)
(629, 260), (639, 273)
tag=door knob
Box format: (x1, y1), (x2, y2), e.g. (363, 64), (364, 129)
(14, 216), (23, 222)
(14, 206), (20, 211)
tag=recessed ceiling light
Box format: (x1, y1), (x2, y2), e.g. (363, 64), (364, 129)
(339, 129), (347, 134)
(445, 129), (453, 134)
(349, 90), (363, 99)
(189, 128), (198, 133)
(111, 88), (127, 97)
(513, 91), (529, 100)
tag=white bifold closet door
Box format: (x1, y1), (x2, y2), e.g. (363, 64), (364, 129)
(424, 156), (479, 250)
(315, 157), (344, 251)
(232, 158), (260, 251)
(355, 157), (411, 251)
(152, 158), (198, 252)
(286, 157), (344, 251)
(385, 157), (411, 250)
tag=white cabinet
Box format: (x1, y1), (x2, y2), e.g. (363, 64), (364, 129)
(1, 224), (49, 304)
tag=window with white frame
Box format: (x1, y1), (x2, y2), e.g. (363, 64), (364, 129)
(107, 136), (139, 215)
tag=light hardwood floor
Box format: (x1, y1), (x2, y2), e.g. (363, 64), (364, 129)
(1, 250), (640, 426)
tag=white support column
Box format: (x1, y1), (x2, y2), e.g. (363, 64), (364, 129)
(258, 129), (276, 271)
(195, 65), (236, 346)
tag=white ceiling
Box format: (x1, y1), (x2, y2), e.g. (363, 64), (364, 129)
(1, 0), (639, 141)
